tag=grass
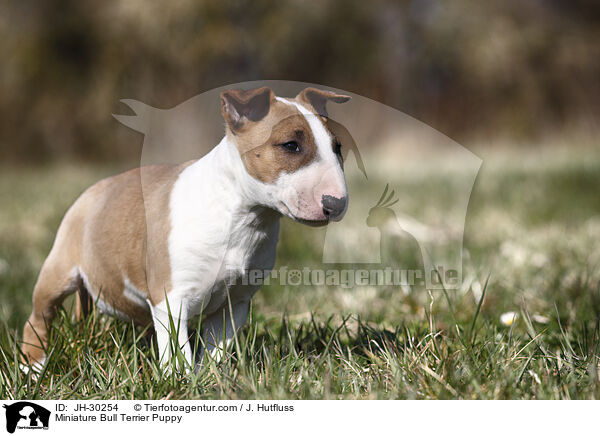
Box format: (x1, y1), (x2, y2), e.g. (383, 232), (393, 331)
(1, 144), (600, 399)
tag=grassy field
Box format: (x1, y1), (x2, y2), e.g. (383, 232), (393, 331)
(1, 144), (600, 399)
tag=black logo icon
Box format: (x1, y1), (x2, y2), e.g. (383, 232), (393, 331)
(2, 402), (50, 433)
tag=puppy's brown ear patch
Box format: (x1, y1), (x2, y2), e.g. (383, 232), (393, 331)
(221, 87), (274, 131)
(296, 87), (351, 118)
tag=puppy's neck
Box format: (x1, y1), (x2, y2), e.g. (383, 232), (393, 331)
(203, 136), (281, 229)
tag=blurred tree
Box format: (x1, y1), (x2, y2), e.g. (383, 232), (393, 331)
(0, 0), (598, 163)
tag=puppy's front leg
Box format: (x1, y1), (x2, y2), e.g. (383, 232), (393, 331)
(148, 300), (193, 372)
(201, 300), (250, 364)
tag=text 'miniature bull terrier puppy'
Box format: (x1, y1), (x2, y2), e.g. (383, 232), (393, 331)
(22, 86), (350, 371)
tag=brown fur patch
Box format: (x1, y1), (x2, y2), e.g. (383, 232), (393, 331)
(231, 100), (320, 183)
(221, 87), (352, 184)
(22, 162), (192, 363)
(296, 87), (351, 118)
(80, 163), (194, 314)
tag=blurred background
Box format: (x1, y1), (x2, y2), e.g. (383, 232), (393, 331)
(1, 0), (599, 357)
(1, 0), (598, 163)
(1, 1), (600, 399)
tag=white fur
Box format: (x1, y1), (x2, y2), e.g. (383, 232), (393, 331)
(123, 276), (148, 308)
(276, 97), (338, 166)
(148, 98), (347, 371)
(274, 97), (348, 221)
(152, 137), (280, 369)
(20, 356), (45, 376)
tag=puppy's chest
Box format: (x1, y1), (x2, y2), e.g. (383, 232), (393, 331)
(222, 224), (279, 279)
(168, 214), (279, 316)
(211, 226), (278, 315)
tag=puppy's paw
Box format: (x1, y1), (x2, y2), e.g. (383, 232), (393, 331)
(19, 357), (46, 379)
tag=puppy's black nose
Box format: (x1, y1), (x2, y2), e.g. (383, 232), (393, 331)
(322, 195), (347, 220)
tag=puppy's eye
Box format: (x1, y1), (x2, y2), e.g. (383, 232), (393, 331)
(279, 141), (301, 153)
(334, 138), (342, 156)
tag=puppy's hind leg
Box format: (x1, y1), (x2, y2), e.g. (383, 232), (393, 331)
(22, 261), (80, 367)
(74, 276), (92, 321)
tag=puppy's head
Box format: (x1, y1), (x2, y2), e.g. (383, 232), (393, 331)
(221, 86), (351, 225)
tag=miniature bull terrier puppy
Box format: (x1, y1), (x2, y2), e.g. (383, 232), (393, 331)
(22, 86), (350, 371)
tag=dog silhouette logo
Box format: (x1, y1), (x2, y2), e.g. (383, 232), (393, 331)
(2, 402), (50, 433)
(113, 80), (482, 290)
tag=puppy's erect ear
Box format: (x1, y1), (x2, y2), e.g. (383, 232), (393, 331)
(220, 87), (274, 132)
(296, 87), (351, 118)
